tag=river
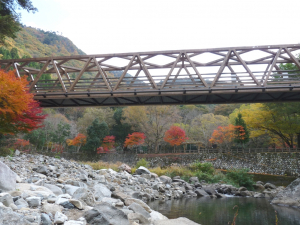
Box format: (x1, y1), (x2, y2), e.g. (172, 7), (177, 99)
(148, 196), (300, 225)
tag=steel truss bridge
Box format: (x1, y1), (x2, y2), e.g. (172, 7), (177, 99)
(1, 44), (300, 107)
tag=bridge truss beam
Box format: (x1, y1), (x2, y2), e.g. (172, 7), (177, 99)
(1, 44), (300, 107)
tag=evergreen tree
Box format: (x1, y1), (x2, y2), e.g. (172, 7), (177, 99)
(234, 113), (250, 145)
(84, 119), (109, 154)
(110, 108), (132, 148)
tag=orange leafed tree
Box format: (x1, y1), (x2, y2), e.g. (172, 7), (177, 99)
(66, 133), (87, 153)
(164, 126), (188, 151)
(209, 124), (244, 149)
(0, 70), (46, 134)
(124, 132), (146, 148)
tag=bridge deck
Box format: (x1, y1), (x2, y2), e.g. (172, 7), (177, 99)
(1, 44), (300, 107)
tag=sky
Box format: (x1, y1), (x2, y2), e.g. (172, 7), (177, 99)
(18, 0), (300, 55)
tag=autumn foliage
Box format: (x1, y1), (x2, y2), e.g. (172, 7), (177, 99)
(67, 133), (87, 147)
(101, 135), (115, 152)
(51, 144), (64, 154)
(14, 139), (30, 150)
(164, 126), (188, 146)
(97, 136), (116, 153)
(124, 132), (146, 148)
(209, 125), (245, 148)
(0, 70), (46, 134)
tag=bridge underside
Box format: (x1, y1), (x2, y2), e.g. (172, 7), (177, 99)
(1, 44), (300, 107)
(37, 88), (300, 107)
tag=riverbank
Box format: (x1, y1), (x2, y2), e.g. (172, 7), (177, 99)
(0, 152), (296, 225)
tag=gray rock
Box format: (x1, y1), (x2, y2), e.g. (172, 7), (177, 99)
(94, 183), (111, 201)
(84, 202), (130, 225)
(64, 184), (80, 196)
(160, 176), (172, 184)
(60, 200), (75, 209)
(124, 198), (152, 213)
(118, 164), (132, 174)
(0, 193), (14, 207)
(271, 178), (300, 207)
(112, 191), (131, 202)
(44, 184), (63, 195)
(73, 188), (95, 206)
(54, 211), (68, 224)
(15, 197), (29, 209)
(41, 213), (52, 225)
(64, 220), (86, 225)
(253, 184), (265, 192)
(195, 189), (209, 197)
(42, 203), (62, 215)
(135, 166), (151, 175)
(0, 161), (16, 191)
(26, 196), (41, 207)
(189, 177), (199, 184)
(15, 150), (20, 156)
(0, 206), (31, 225)
(149, 211), (168, 223)
(128, 202), (151, 219)
(264, 183), (276, 189)
(128, 212), (150, 225)
(36, 166), (49, 175)
(254, 193), (265, 198)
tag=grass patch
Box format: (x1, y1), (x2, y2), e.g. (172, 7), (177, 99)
(82, 161), (123, 171)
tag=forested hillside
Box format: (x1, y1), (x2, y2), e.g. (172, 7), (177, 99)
(0, 25), (85, 59)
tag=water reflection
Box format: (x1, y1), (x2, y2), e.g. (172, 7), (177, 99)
(148, 197), (300, 225)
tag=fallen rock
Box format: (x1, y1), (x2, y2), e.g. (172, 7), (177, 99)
(271, 178), (300, 207)
(84, 202), (130, 225)
(118, 164), (132, 174)
(54, 211), (68, 224)
(0, 161), (17, 191)
(135, 166), (151, 175)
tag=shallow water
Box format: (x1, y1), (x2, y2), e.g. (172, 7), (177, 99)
(148, 197), (300, 225)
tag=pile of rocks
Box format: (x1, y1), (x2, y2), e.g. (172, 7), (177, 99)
(0, 152), (287, 225)
(0, 153), (202, 225)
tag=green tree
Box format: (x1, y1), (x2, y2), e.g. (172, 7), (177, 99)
(0, 0), (37, 44)
(84, 119), (109, 154)
(234, 113), (249, 145)
(110, 108), (132, 149)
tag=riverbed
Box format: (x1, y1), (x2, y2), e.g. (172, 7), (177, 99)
(148, 197), (300, 225)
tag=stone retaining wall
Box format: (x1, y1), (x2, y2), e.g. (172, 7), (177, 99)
(140, 152), (300, 176)
(43, 152), (300, 176)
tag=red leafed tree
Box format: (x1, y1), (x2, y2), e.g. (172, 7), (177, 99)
(0, 70), (46, 134)
(164, 125), (188, 146)
(66, 133), (87, 153)
(97, 136), (116, 154)
(51, 144), (64, 154)
(164, 126), (188, 151)
(209, 125), (244, 149)
(124, 132), (146, 148)
(102, 135), (115, 152)
(14, 139), (30, 150)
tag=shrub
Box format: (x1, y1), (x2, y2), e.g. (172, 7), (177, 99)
(225, 168), (254, 189)
(0, 147), (13, 157)
(190, 162), (214, 174)
(135, 158), (149, 168)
